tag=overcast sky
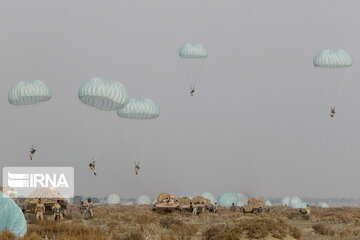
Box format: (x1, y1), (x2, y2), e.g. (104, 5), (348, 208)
(1, 0), (360, 199)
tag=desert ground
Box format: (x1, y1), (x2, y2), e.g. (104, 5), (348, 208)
(2, 205), (360, 240)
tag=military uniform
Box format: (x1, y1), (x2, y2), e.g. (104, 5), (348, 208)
(35, 203), (45, 221)
(192, 206), (197, 216)
(85, 201), (94, 217)
(52, 203), (63, 221)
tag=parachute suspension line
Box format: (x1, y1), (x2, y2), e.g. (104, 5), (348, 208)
(182, 59), (206, 91)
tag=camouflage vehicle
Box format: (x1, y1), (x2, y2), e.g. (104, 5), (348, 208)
(180, 196), (213, 214)
(152, 193), (180, 213)
(153, 193), (213, 214)
(240, 198), (269, 214)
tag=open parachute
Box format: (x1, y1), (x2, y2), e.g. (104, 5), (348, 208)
(179, 43), (208, 95)
(116, 97), (160, 166)
(78, 77), (128, 111)
(8, 80), (52, 105)
(78, 77), (129, 159)
(117, 98), (160, 119)
(0, 192), (27, 237)
(313, 49), (353, 116)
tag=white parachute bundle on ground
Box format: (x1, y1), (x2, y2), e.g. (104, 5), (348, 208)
(282, 196), (305, 208)
(318, 202), (330, 208)
(201, 192), (216, 204)
(237, 193), (249, 207)
(282, 196), (290, 206)
(117, 98), (160, 119)
(78, 77), (129, 111)
(136, 195), (152, 205)
(107, 193), (120, 204)
(217, 192), (239, 207)
(0, 192), (27, 237)
(265, 200), (273, 207)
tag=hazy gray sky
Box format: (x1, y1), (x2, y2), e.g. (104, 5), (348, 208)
(1, 0), (360, 199)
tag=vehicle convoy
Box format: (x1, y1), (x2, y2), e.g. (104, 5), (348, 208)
(152, 193), (213, 214)
(240, 198), (269, 214)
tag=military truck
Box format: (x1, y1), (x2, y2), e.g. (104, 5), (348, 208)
(239, 198), (269, 214)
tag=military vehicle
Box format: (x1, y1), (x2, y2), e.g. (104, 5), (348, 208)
(153, 193), (213, 214)
(239, 198), (269, 214)
(152, 193), (180, 213)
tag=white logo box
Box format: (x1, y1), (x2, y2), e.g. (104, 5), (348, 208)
(3, 167), (74, 198)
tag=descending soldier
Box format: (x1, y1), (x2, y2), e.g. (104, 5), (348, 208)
(134, 161), (140, 175)
(29, 146), (36, 160)
(330, 106), (336, 118)
(35, 198), (45, 221)
(52, 200), (63, 221)
(85, 198), (94, 218)
(230, 203), (236, 212)
(190, 87), (195, 96)
(89, 159), (96, 175)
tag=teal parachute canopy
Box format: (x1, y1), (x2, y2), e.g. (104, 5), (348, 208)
(179, 43), (208, 58)
(237, 193), (249, 207)
(217, 192), (239, 207)
(313, 49), (353, 68)
(107, 193), (120, 204)
(282, 196), (290, 206)
(78, 77), (129, 111)
(8, 80), (51, 105)
(117, 98), (160, 119)
(318, 202), (329, 208)
(201, 192), (216, 204)
(0, 192), (27, 237)
(136, 195), (152, 205)
(265, 200), (272, 207)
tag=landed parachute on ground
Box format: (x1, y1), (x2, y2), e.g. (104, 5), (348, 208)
(117, 98), (160, 119)
(78, 77), (128, 111)
(8, 80), (52, 105)
(136, 195), (152, 205)
(217, 192), (239, 207)
(318, 202), (330, 208)
(107, 193), (120, 204)
(0, 192), (27, 237)
(265, 200), (273, 207)
(237, 193), (249, 207)
(179, 43), (208, 95)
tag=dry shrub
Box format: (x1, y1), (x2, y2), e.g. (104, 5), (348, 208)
(136, 213), (159, 224)
(24, 220), (107, 240)
(203, 217), (300, 240)
(118, 231), (145, 240)
(160, 216), (182, 229)
(170, 224), (198, 240)
(312, 224), (335, 236)
(288, 225), (302, 240)
(0, 230), (16, 240)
